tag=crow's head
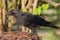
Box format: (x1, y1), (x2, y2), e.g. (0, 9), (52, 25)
(7, 10), (21, 18)
(7, 10), (30, 18)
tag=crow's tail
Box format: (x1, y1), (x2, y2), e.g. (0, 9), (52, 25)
(45, 21), (60, 29)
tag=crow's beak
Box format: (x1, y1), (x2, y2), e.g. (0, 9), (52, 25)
(7, 12), (12, 15)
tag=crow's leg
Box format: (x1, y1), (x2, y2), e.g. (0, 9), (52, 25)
(17, 25), (22, 31)
(29, 26), (37, 34)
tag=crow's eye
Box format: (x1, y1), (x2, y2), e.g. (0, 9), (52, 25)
(22, 14), (25, 16)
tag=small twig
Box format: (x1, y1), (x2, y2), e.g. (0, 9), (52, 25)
(42, 0), (60, 7)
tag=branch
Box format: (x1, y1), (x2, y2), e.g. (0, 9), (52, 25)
(21, 0), (27, 10)
(42, 0), (60, 7)
(33, 0), (38, 9)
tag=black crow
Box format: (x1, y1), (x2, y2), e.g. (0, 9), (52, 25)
(7, 10), (60, 30)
